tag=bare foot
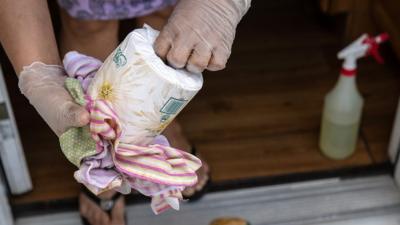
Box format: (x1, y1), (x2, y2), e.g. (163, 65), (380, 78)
(162, 120), (210, 198)
(80, 190), (125, 225)
(182, 154), (210, 197)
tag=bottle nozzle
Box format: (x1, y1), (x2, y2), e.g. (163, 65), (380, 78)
(362, 33), (390, 64)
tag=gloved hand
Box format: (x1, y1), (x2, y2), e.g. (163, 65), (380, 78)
(18, 62), (90, 136)
(154, 0), (251, 73)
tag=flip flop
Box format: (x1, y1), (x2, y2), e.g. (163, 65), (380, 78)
(80, 187), (126, 225)
(183, 147), (212, 202)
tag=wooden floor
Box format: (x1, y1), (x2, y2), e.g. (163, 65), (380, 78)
(5, 0), (400, 205)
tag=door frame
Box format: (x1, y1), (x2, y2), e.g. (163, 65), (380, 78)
(388, 97), (400, 185)
(0, 173), (14, 225)
(0, 65), (32, 192)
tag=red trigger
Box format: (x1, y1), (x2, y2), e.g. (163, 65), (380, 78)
(362, 33), (389, 64)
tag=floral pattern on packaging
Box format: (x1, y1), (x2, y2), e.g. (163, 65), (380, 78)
(87, 25), (203, 146)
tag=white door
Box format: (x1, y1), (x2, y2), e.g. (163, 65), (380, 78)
(388, 97), (400, 184)
(0, 65), (32, 194)
(0, 64), (32, 220)
(0, 172), (14, 225)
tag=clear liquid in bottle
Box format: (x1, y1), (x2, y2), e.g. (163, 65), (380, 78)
(319, 117), (359, 159)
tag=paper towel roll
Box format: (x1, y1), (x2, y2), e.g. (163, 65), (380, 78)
(87, 25), (203, 145)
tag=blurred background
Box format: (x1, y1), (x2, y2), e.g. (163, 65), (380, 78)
(1, 0), (400, 224)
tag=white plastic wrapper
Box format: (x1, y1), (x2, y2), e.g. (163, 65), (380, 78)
(87, 25), (203, 145)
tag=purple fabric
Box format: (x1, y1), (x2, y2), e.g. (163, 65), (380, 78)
(63, 51), (102, 92)
(57, 0), (177, 20)
(74, 140), (125, 194)
(74, 134), (175, 195)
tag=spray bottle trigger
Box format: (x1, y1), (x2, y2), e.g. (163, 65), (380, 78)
(362, 33), (389, 64)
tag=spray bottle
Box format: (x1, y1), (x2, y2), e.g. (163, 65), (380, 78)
(319, 33), (389, 160)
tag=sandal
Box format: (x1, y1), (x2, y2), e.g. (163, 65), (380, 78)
(80, 187), (126, 225)
(183, 147), (212, 202)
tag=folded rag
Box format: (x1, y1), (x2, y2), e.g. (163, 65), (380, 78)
(59, 51), (202, 214)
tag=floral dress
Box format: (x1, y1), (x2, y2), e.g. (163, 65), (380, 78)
(57, 0), (176, 20)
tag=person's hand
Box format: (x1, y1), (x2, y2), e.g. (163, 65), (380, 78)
(154, 0), (251, 73)
(18, 62), (89, 136)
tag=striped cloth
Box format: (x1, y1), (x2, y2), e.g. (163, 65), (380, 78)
(63, 51), (202, 214)
(86, 96), (201, 187)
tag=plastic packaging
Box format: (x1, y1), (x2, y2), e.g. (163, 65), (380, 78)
(88, 25), (204, 146)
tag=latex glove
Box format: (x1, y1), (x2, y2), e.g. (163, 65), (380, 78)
(154, 0), (251, 73)
(18, 62), (89, 136)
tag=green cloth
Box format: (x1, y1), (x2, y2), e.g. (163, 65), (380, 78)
(59, 78), (97, 167)
(60, 126), (97, 167)
(65, 78), (86, 106)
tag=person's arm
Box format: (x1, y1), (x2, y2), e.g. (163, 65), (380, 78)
(0, 0), (60, 73)
(0, 0), (89, 136)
